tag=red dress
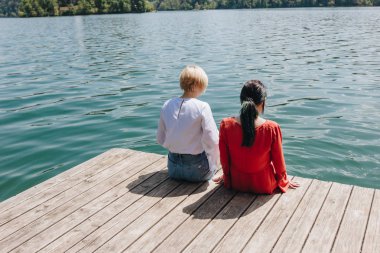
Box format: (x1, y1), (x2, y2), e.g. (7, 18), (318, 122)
(219, 117), (290, 194)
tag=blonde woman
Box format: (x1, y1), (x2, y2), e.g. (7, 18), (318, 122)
(157, 65), (219, 182)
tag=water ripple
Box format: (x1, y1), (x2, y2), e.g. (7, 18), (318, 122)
(0, 8), (380, 200)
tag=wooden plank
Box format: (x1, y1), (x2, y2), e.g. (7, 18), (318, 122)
(12, 162), (174, 253)
(78, 180), (225, 253)
(126, 172), (224, 253)
(39, 167), (178, 253)
(301, 182), (353, 253)
(361, 189), (380, 253)
(94, 181), (205, 252)
(70, 176), (182, 252)
(1, 147), (379, 253)
(0, 153), (163, 252)
(152, 186), (236, 253)
(0, 149), (136, 229)
(183, 192), (256, 253)
(0, 148), (131, 213)
(0, 151), (151, 241)
(241, 177), (312, 253)
(332, 186), (374, 253)
(212, 190), (283, 252)
(272, 180), (332, 253)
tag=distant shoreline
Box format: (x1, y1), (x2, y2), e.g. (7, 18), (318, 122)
(1, 0), (379, 18)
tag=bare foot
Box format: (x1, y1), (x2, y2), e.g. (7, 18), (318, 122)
(212, 175), (224, 184)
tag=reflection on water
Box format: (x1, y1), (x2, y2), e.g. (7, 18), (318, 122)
(0, 8), (379, 200)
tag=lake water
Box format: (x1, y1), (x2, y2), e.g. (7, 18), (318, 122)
(1, 8), (379, 201)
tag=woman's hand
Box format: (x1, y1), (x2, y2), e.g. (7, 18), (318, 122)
(289, 180), (300, 189)
(212, 175), (224, 184)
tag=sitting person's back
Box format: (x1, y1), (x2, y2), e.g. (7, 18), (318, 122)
(215, 80), (299, 194)
(220, 118), (287, 194)
(157, 65), (219, 182)
(158, 97), (212, 155)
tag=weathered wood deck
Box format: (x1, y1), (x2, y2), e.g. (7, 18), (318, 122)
(0, 148), (379, 253)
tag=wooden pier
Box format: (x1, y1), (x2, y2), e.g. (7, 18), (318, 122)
(0, 148), (379, 252)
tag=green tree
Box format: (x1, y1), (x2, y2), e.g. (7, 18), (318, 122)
(179, 0), (192, 9)
(18, 0), (58, 16)
(76, 0), (95, 14)
(0, 0), (20, 16)
(94, 0), (106, 12)
(107, 0), (132, 12)
(131, 0), (145, 11)
(58, 0), (78, 6)
(270, 0), (282, 6)
(5, 0), (379, 17)
(204, 0), (217, 8)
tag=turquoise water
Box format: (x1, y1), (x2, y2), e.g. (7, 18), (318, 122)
(1, 8), (379, 201)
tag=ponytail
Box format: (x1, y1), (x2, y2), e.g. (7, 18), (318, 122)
(239, 80), (267, 147)
(240, 100), (258, 147)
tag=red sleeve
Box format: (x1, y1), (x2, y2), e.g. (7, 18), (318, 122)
(271, 124), (289, 193)
(219, 120), (231, 189)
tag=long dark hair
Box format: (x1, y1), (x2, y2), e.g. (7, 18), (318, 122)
(240, 80), (267, 147)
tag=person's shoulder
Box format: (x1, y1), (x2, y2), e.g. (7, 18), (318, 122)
(265, 120), (280, 127)
(263, 120), (282, 131)
(220, 117), (236, 127)
(162, 97), (177, 107)
(193, 99), (213, 113)
(221, 117), (236, 123)
(194, 98), (210, 107)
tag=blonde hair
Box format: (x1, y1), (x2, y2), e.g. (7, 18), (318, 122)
(179, 65), (208, 92)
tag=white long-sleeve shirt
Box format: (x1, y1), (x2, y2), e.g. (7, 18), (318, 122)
(156, 97), (219, 171)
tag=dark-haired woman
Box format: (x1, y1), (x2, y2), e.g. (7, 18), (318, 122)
(213, 80), (299, 194)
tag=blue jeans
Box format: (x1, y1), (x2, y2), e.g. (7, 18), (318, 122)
(167, 151), (214, 182)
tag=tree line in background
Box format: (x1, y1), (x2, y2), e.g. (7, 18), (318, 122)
(1, 0), (379, 17)
(0, 0), (148, 16)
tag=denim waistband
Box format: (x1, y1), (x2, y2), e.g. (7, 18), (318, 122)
(169, 151), (205, 159)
